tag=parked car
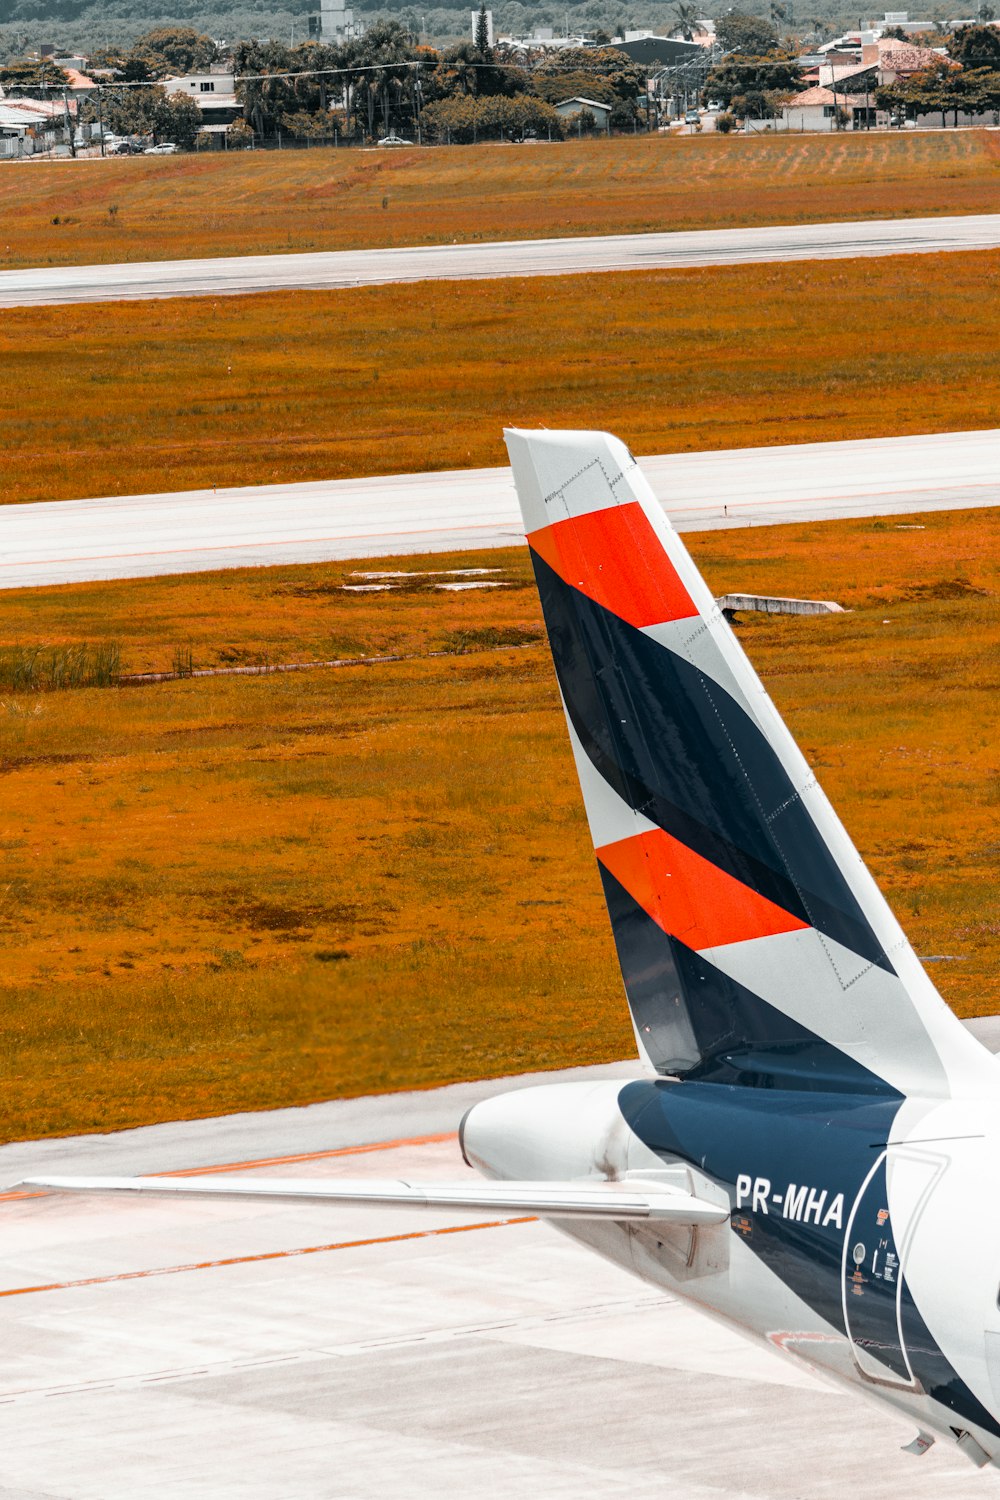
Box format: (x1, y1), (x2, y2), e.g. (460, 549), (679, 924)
(143, 142), (178, 155)
(377, 134), (412, 147)
(684, 110), (701, 125)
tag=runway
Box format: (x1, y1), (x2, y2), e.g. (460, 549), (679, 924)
(3, 212), (1000, 308)
(5, 426), (999, 589)
(2, 1031), (998, 1499)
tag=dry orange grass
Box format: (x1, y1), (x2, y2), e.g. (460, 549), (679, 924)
(3, 131), (1000, 271)
(4, 248), (1000, 507)
(0, 509), (997, 1140)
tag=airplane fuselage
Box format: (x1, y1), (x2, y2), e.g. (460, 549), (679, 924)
(461, 1078), (1000, 1469)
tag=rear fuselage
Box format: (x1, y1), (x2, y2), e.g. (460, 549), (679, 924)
(461, 1079), (1000, 1468)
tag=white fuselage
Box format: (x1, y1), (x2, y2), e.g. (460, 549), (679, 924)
(461, 1078), (1000, 1470)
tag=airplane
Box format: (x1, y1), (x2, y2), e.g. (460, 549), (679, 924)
(21, 428), (1000, 1470)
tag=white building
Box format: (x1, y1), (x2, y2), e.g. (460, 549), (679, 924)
(161, 73), (241, 129)
(0, 97), (67, 157)
(778, 83), (886, 129)
(554, 95), (612, 130)
(318, 0), (358, 42)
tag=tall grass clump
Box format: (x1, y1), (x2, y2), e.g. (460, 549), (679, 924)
(0, 641), (122, 692)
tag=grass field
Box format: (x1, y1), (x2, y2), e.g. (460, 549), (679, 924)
(0, 507), (997, 1141)
(4, 249), (1000, 507)
(3, 131), (1000, 271)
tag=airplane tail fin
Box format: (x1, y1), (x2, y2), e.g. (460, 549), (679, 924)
(505, 428), (993, 1100)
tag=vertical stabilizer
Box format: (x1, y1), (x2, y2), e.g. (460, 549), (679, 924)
(505, 427), (994, 1100)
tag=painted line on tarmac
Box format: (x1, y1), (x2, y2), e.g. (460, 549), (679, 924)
(0, 517), (516, 571)
(157, 1130), (459, 1176)
(0, 1131), (460, 1200)
(0, 1215), (535, 1300)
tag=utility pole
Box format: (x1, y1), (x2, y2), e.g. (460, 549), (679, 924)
(63, 85), (76, 156)
(410, 66), (421, 144)
(97, 85), (105, 155)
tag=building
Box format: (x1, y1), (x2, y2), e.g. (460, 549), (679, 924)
(0, 96), (68, 157)
(877, 10), (936, 34)
(779, 83), (884, 129)
(498, 30), (595, 54)
(608, 34), (704, 68)
(818, 61), (878, 90)
(161, 72), (241, 131)
(554, 95), (612, 129)
(862, 36), (945, 78)
(316, 0), (360, 42)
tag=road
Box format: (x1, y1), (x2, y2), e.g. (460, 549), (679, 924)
(3, 213), (1000, 307)
(4, 426), (999, 589)
(1, 1030), (998, 1499)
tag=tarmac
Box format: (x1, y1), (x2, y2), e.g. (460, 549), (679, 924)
(3, 426), (999, 589)
(3, 213), (1000, 308)
(2, 1023), (999, 1499)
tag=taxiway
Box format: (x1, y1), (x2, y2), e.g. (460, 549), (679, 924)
(4, 426), (998, 589)
(2, 1032), (998, 1499)
(2, 213), (1000, 308)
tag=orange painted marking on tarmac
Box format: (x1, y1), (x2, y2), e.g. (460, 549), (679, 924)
(2, 1131), (461, 1202)
(0, 1216), (537, 1300)
(155, 1131), (458, 1177)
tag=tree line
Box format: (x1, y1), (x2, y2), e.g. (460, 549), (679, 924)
(0, 18), (649, 144)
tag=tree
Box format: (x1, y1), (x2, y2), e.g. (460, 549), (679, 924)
(949, 22), (1000, 66)
(350, 20), (419, 138)
(232, 39), (296, 137)
(888, 57), (965, 126)
(475, 4), (491, 58)
(0, 57), (70, 92)
(100, 84), (163, 140)
(704, 50), (800, 114)
(955, 64), (1000, 114)
(534, 47), (645, 101)
(672, 2), (699, 40)
(422, 91), (562, 142)
(568, 104), (598, 132)
(135, 26), (217, 74)
(99, 83), (203, 142)
(715, 10), (780, 54)
(90, 45), (162, 83)
(282, 107), (335, 139)
(226, 118), (255, 149)
(164, 91), (203, 149)
(530, 69), (617, 105)
(430, 43), (482, 98)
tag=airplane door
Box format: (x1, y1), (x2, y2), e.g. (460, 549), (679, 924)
(841, 1149), (942, 1390)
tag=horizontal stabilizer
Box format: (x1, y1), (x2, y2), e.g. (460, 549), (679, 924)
(21, 1175), (728, 1226)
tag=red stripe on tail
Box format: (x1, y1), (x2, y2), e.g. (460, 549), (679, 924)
(597, 827), (807, 951)
(528, 502), (697, 630)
